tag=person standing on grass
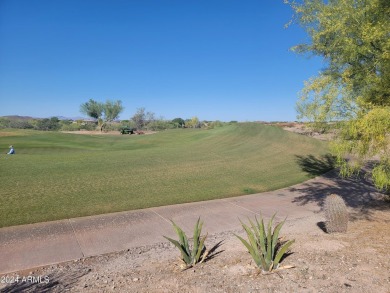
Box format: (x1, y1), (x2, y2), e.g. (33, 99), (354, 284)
(7, 145), (15, 155)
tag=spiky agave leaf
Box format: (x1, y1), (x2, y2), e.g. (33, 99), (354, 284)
(248, 217), (260, 243)
(257, 215), (266, 256)
(271, 218), (287, 259)
(254, 215), (269, 270)
(163, 236), (191, 264)
(240, 220), (261, 262)
(235, 234), (262, 267)
(265, 214), (276, 268)
(171, 220), (190, 256)
(194, 233), (208, 264)
(192, 217), (203, 260)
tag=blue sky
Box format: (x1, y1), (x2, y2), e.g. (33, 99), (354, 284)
(0, 0), (323, 122)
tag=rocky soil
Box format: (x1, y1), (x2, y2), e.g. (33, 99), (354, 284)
(1, 209), (389, 293)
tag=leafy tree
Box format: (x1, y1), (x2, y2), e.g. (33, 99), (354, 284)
(287, 0), (390, 193)
(80, 99), (124, 131)
(104, 100), (123, 122)
(131, 107), (146, 130)
(35, 117), (61, 131)
(131, 108), (155, 130)
(80, 99), (103, 120)
(186, 117), (200, 128)
(172, 118), (185, 128)
(102, 100), (124, 130)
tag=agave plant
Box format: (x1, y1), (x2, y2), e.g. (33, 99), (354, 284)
(235, 213), (294, 273)
(164, 217), (209, 268)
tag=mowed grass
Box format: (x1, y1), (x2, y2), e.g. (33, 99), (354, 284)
(0, 124), (330, 227)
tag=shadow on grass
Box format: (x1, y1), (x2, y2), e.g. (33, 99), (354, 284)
(295, 154), (335, 177)
(1, 268), (90, 293)
(289, 162), (390, 221)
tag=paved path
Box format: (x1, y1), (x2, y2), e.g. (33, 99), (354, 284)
(0, 171), (380, 275)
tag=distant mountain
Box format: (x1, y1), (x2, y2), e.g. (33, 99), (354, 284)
(54, 116), (74, 120)
(1, 115), (106, 122)
(52, 116), (94, 121)
(1, 115), (35, 121)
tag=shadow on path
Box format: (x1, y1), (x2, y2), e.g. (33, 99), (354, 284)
(290, 166), (390, 221)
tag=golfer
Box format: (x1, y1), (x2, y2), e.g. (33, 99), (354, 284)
(7, 145), (15, 155)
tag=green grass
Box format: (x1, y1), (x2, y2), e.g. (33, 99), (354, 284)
(0, 123), (330, 227)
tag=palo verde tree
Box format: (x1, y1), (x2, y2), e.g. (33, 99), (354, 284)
(103, 100), (124, 127)
(287, 0), (390, 194)
(80, 99), (124, 131)
(186, 116), (200, 128)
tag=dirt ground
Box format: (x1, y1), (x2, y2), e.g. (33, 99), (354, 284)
(281, 123), (335, 141)
(1, 208), (389, 293)
(61, 130), (156, 136)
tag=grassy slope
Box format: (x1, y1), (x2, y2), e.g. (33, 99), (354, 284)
(0, 124), (330, 227)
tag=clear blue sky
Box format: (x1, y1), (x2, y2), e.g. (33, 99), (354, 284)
(0, 0), (322, 122)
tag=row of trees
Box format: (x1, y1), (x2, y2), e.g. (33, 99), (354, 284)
(0, 117), (99, 131)
(0, 100), (229, 132)
(0, 111), (228, 132)
(79, 99), (224, 131)
(0, 115), (230, 132)
(0, 117), (66, 131)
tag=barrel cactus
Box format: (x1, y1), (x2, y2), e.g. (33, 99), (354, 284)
(324, 194), (348, 233)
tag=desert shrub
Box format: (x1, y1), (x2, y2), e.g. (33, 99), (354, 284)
(101, 122), (122, 131)
(172, 118), (185, 128)
(34, 117), (61, 131)
(372, 161), (390, 198)
(0, 118), (34, 129)
(235, 214), (294, 273)
(10, 120), (34, 129)
(164, 218), (209, 268)
(147, 119), (175, 131)
(0, 118), (8, 129)
(60, 123), (81, 131)
(207, 120), (225, 129)
(79, 123), (97, 131)
(324, 194), (348, 233)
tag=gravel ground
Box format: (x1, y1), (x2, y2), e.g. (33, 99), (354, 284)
(1, 209), (389, 293)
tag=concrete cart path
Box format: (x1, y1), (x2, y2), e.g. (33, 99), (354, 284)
(0, 171), (380, 275)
